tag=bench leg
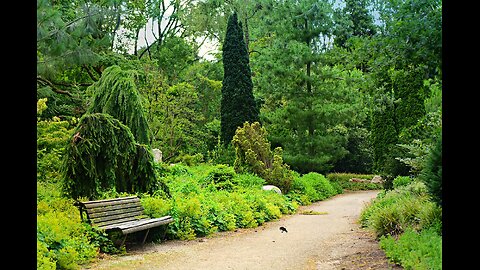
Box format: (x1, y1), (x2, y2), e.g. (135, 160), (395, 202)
(161, 226), (168, 241)
(142, 229), (150, 245)
(120, 235), (127, 247)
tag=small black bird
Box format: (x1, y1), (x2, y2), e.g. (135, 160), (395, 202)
(279, 226), (288, 233)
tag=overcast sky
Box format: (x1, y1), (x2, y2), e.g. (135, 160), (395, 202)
(121, 0), (380, 61)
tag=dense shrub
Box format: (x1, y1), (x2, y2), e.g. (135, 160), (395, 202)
(37, 117), (75, 183)
(37, 198), (101, 270)
(234, 173), (267, 188)
(141, 164), (297, 241)
(420, 134), (442, 205)
(360, 180), (442, 269)
(232, 122), (294, 193)
(326, 172), (379, 191)
(62, 113), (169, 199)
(360, 181), (441, 237)
(380, 228), (442, 270)
(201, 164), (238, 191)
(288, 173), (340, 205)
(392, 176), (412, 189)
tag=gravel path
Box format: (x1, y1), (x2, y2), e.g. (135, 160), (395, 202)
(83, 190), (401, 270)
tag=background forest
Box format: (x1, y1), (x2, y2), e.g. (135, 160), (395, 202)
(37, 0), (441, 178)
(37, 0), (442, 269)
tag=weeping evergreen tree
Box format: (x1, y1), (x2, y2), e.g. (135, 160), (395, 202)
(62, 113), (169, 199)
(220, 12), (259, 145)
(86, 65), (150, 145)
(62, 65), (170, 199)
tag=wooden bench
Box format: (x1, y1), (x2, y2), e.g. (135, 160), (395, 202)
(75, 196), (174, 246)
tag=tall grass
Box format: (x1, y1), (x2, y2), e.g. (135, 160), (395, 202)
(360, 178), (442, 269)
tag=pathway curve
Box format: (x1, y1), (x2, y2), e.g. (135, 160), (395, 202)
(83, 190), (401, 270)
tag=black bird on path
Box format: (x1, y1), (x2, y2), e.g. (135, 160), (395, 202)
(279, 226), (288, 233)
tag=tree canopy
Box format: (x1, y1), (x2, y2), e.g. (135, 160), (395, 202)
(38, 0), (442, 180)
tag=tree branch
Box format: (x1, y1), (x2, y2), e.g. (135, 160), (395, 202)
(37, 77), (74, 97)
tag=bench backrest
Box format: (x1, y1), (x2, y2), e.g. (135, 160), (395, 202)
(77, 196), (147, 228)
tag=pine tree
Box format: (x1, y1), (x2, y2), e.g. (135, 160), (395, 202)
(220, 12), (259, 145)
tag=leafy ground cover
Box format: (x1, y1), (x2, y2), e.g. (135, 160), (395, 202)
(359, 178), (442, 269)
(37, 159), (380, 270)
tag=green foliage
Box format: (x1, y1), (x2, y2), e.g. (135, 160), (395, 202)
(371, 92), (401, 175)
(232, 122), (294, 193)
(37, 198), (100, 270)
(153, 82), (205, 160)
(141, 164), (297, 241)
(391, 67), (427, 132)
(360, 181), (442, 238)
(333, 0), (377, 48)
(380, 228), (442, 270)
(393, 176), (412, 189)
(208, 138), (237, 166)
(62, 113), (168, 199)
(37, 116), (76, 183)
(37, 98), (48, 116)
(420, 134), (442, 205)
(289, 173), (338, 204)
(234, 173), (267, 189)
(333, 127), (374, 173)
(326, 173), (380, 191)
(220, 12), (259, 145)
(86, 65), (150, 145)
(201, 164), (238, 191)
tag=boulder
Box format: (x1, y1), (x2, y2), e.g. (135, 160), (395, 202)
(262, 185), (282, 195)
(152, 148), (163, 163)
(371, 175), (384, 184)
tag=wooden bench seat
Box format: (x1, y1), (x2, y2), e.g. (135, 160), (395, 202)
(75, 196), (173, 246)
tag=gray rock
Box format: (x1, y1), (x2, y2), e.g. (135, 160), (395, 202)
(152, 148), (163, 163)
(371, 175), (384, 184)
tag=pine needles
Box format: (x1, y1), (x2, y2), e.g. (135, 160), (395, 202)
(62, 65), (169, 199)
(87, 65), (150, 145)
(62, 113), (163, 199)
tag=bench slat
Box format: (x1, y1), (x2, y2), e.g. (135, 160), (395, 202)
(101, 216), (174, 234)
(90, 209), (146, 225)
(82, 196), (140, 209)
(87, 205), (143, 217)
(94, 215), (148, 228)
(122, 218), (173, 234)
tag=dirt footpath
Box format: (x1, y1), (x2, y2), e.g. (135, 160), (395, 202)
(83, 190), (401, 270)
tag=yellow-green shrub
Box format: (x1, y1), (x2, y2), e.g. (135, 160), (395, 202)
(37, 198), (99, 269)
(288, 172), (340, 205)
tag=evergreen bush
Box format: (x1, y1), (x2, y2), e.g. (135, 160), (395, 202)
(62, 113), (169, 199)
(232, 122), (294, 193)
(420, 134), (442, 205)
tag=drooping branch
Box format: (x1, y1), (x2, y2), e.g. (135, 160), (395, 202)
(82, 65), (98, 81)
(36, 76), (73, 97)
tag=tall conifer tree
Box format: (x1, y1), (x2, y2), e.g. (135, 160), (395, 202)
(220, 12), (259, 145)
